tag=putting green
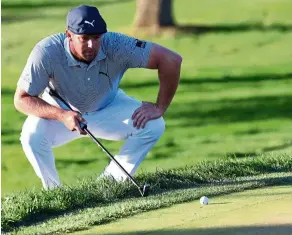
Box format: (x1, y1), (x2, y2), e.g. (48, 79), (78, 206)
(75, 186), (292, 235)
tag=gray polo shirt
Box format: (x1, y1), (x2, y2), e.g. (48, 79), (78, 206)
(17, 32), (152, 113)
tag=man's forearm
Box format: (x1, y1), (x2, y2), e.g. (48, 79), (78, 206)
(156, 54), (182, 113)
(15, 96), (65, 121)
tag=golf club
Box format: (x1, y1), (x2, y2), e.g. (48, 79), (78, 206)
(48, 87), (150, 197)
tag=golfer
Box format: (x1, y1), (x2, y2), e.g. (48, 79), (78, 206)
(14, 5), (182, 190)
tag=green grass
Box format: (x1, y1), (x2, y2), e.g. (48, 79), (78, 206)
(75, 185), (292, 235)
(2, 0), (292, 233)
(6, 179), (292, 235)
(2, 154), (292, 234)
(2, 0), (292, 195)
(2, 0), (292, 229)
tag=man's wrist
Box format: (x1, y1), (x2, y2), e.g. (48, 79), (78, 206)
(56, 109), (66, 122)
(156, 103), (167, 114)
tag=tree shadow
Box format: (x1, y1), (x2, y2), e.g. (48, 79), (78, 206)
(262, 142), (292, 152)
(2, 15), (45, 24)
(233, 128), (270, 136)
(106, 225), (292, 235)
(167, 94), (292, 127)
(2, 139), (19, 145)
(1, 87), (15, 96)
(2, 0), (133, 9)
(7, 70), (288, 98)
(225, 141), (292, 158)
(1, 0), (134, 24)
(176, 23), (292, 35)
(122, 72), (292, 89)
(55, 158), (98, 168)
(1, 129), (20, 136)
(235, 191), (292, 198)
(225, 152), (258, 158)
(217, 176), (292, 187)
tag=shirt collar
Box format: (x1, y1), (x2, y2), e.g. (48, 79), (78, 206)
(64, 37), (106, 68)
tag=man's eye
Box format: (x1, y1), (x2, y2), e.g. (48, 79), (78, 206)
(80, 36), (89, 41)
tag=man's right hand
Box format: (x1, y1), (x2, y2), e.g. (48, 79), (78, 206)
(14, 88), (87, 135)
(60, 110), (87, 135)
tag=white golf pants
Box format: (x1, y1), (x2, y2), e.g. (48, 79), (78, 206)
(20, 89), (165, 190)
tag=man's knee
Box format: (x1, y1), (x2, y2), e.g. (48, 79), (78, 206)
(20, 117), (52, 148)
(20, 131), (49, 149)
(145, 117), (166, 140)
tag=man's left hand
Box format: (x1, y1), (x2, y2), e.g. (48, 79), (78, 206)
(132, 101), (164, 129)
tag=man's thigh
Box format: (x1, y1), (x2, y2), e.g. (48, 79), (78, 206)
(21, 89), (141, 145)
(85, 90), (141, 141)
(21, 115), (83, 148)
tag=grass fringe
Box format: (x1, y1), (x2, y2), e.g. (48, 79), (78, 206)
(2, 154), (292, 233)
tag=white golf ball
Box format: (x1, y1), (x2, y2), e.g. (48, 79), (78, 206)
(200, 196), (209, 205)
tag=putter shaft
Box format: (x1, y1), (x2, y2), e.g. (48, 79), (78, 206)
(48, 87), (148, 195)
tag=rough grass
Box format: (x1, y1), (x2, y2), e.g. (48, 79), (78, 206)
(6, 174), (292, 235)
(2, 154), (292, 234)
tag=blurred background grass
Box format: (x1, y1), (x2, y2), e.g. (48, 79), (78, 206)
(2, 0), (292, 196)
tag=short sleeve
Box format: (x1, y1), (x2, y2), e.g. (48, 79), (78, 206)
(104, 32), (152, 69)
(17, 45), (52, 96)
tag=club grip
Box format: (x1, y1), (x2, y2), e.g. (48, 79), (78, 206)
(49, 88), (87, 131)
(48, 89), (58, 98)
(79, 122), (87, 130)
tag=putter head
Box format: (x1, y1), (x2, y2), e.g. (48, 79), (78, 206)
(140, 183), (151, 197)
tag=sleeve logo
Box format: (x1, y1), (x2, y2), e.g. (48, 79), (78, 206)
(135, 39), (146, 49)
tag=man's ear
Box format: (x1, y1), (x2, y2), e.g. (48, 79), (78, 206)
(66, 29), (73, 41)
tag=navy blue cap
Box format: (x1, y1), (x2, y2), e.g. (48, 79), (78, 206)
(67, 5), (107, 35)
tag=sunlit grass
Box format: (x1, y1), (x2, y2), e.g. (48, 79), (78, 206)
(2, 0), (292, 196)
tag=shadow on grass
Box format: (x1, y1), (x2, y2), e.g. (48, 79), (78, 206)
(218, 176), (292, 187)
(122, 72), (292, 89)
(1, 87), (15, 96)
(208, 202), (231, 205)
(105, 225), (292, 235)
(56, 158), (99, 168)
(2, 128), (20, 136)
(3, 73), (292, 135)
(3, 72), (292, 96)
(2, 139), (20, 145)
(233, 128), (272, 136)
(2, 0), (133, 23)
(262, 142), (292, 152)
(167, 94), (292, 127)
(2, 129), (21, 145)
(226, 141), (292, 158)
(2, 0), (133, 9)
(2, 15), (45, 24)
(235, 191), (292, 198)
(177, 23), (292, 35)
(3, 173), (292, 233)
(226, 152), (258, 158)
(2, 163), (8, 171)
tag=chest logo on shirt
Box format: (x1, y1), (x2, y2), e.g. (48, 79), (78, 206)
(135, 39), (146, 49)
(99, 71), (109, 78)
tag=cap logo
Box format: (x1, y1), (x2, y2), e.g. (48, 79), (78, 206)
(84, 20), (95, 27)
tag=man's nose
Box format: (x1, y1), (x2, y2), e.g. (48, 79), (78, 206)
(88, 39), (93, 48)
